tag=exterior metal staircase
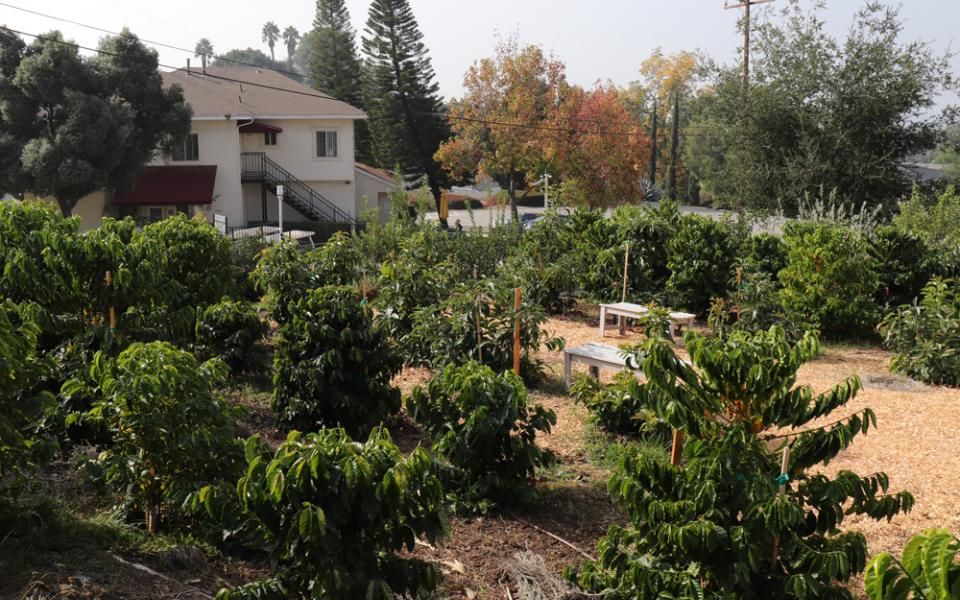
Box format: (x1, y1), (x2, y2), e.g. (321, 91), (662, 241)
(240, 152), (357, 225)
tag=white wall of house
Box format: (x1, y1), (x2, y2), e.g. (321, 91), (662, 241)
(355, 170), (395, 224)
(152, 119), (244, 226)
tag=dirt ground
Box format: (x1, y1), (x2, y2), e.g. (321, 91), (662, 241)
(4, 311), (958, 599)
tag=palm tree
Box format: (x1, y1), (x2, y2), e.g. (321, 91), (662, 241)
(262, 22), (280, 60)
(194, 38), (214, 71)
(282, 26), (300, 66)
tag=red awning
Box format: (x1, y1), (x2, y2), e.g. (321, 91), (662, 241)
(113, 165), (217, 206)
(238, 121), (283, 134)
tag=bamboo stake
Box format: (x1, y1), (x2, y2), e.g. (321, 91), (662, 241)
(669, 429), (684, 466)
(513, 287), (522, 375)
(770, 443), (792, 570)
(621, 243), (630, 302)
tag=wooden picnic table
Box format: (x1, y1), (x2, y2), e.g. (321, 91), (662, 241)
(598, 302), (696, 340)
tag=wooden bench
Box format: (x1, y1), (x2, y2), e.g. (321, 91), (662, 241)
(599, 302), (696, 341)
(563, 342), (643, 390)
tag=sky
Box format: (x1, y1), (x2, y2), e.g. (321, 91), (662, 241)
(1, 0), (958, 102)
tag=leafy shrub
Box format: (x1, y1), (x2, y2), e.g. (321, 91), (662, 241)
(374, 244), (456, 338)
(405, 279), (564, 382)
(64, 342), (241, 533)
(870, 225), (939, 308)
(136, 214), (236, 309)
(0, 301), (56, 489)
(252, 234), (362, 324)
(575, 204), (678, 303)
(571, 371), (670, 441)
(569, 327), (914, 599)
(743, 232), (788, 281)
(195, 300), (268, 372)
(204, 429), (447, 600)
(879, 278), (960, 386)
(231, 237), (269, 302)
(407, 362), (556, 502)
(273, 286), (402, 436)
(892, 185), (960, 250)
(779, 222), (880, 338)
(497, 253), (578, 315)
(666, 214), (743, 314)
(864, 528), (960, 600)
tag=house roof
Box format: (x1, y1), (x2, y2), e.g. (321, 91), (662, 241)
(162, 67), (366, 121)
(113, 165), (218, 206)
(355, 163), (397, 187)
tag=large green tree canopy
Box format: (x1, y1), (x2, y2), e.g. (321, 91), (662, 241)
(686, 1), (953, 213)
(0, 29), (191, 216)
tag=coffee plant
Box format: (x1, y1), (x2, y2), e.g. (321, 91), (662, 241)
(204, 428), (447, 600)
(273, 286), (402, 436)
(405, 279), (564, 382)
(232, 237), (269, 302)
(0, 301), (56, 490)
(407, 362), (556, 502)
(865, 528), (960, 600)
(569, 327), (914, 599)
(779, 222), (880, 338)
(869, 226), (939, 309)
(666, 214), (743, 314)
(63, 342), (241, 533)
(878, 278), (960, 386)
(136, 214), (237, 309)
(195, 300), (268, 372)
(571, 371), (669, 441)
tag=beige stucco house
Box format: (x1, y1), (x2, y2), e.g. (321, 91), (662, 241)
(67, 66), (395, 231)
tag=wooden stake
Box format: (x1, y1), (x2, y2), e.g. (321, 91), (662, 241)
(513, 287), (522, 375)
(104, 271), (117, 329)
(669, 429), (684, 466)
(770, 443), (792, 570)
(621, 243), (630, 302)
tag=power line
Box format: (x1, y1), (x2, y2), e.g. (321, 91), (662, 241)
(0, 25), (647, 140)
(0, 1), (648, 132)
(0, 1), (320, 87)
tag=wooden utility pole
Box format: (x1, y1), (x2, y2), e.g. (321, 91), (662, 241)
(724, 0), (773, 88)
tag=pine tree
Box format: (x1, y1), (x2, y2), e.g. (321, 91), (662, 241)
(309, 0), (370, 162)
(361, 0), (448, 211)
(666, 91), (680, 199)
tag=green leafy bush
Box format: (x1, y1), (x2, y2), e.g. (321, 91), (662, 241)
(0, 301), (56, 489)
(864, 528), (960, 600)
(743, 232), (788, 281)
(569, 327), (914, 599)
(893, 185), (960, 251)
(231, 237), (269, 302)
(878, 278), (960, 386)
(195, 300), (268, 372)
(666, 214), (743, 314)
(273, 286), (402, 436)
(571, 371), (669, 441)
(252, 234), (362, 324)
(374, 246), (455, 338)
(407, 362), (555, 502)
(205, 428), (447, 600)
(405, 280), (564, 382)
(779, 222), (880, 338)
(870, 226), (939, 308)
(135, 214), (236, 309)
(64, 342), (241, 533)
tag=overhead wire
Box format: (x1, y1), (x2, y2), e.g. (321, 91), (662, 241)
(0, 23), (649, 140)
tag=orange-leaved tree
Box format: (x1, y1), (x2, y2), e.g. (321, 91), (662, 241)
(435, 38), (565, 221)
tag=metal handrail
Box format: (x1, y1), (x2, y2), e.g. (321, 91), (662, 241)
(240, 152), (357, 225)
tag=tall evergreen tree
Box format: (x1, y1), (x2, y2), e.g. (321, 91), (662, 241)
(310, 0), (370, 162)
(361, 0), (447, 210)
(666, 91), (680, 199)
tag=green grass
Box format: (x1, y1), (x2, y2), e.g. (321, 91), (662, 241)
(581, 424), (668, 472)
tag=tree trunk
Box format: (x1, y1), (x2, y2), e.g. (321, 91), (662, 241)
(145, 475), (161, 534)
(648, 99), (658, 186)
(57, 194), (80, 217)
(508, 170), (519, 223)
(667, 92), (680, 200)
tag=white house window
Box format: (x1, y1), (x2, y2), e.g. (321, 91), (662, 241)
(315, 130), (338, 158)
(264, 131), (277, 146)
(172, 133), (199, 161)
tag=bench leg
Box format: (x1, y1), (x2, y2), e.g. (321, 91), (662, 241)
(588, 365), (600, 380)
(618, 314), (626, 336)
(599, 307), (606, 337)
(564, 353), (572, 391)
